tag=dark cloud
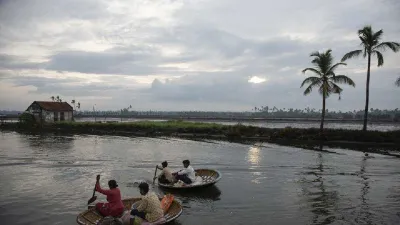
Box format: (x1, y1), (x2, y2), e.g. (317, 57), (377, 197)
(0, 0), (399, 110)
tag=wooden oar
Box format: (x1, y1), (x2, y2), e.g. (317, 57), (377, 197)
(152, 165), (158, 184)
(87, 175), (99, 205)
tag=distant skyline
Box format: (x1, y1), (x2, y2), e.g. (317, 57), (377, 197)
(1, 0), (399, 111)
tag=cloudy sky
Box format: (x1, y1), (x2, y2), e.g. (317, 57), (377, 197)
(0, 0), (399, 111)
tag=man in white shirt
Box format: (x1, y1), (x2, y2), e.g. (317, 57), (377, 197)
(173, 160), (195, 184)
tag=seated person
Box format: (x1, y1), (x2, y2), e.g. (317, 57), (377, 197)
(95, 175), (124, 217)
(130, 182), (163, 225)
(156, 161), (175, 184)
(173, 160), (195, 185)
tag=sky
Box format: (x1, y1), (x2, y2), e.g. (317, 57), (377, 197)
(0, 0), (399, 111)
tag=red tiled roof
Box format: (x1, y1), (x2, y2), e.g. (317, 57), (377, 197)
(34, 101), (73, 111)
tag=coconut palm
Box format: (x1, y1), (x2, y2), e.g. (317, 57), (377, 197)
(50, 96), (55, 102)
(396, 76), (400, 86)
(341, 26), (400, 131)
(301, 49), (355, 133)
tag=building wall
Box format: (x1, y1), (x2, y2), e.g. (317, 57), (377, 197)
(65, 111), (73, 121)
(40, 110), (73, 123)
(42, 110), (54, 123)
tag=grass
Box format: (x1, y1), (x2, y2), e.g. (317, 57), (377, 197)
(1, 120), (399, 147)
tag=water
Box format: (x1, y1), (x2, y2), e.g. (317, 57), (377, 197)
(0, 131), (399, 225)
(75, 117), (400, 132)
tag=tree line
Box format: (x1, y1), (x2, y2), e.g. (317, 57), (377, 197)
(74, 108), (400, 121)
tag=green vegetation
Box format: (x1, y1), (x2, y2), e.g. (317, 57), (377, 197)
(18, 112), (36, 127)
(1, 121), (399, 151)
(301, 49), (355, 134)
(341, 26), (400, 131)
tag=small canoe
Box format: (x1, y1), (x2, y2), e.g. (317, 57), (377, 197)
(158, 169), (222, 189)
(76, 198), (182, 225)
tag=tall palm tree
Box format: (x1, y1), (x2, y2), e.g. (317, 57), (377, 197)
(396, 76), (400, 86)
(50, 96), (55, 102)
(301, 49), (355, 133)
(341, 26), (400, 131)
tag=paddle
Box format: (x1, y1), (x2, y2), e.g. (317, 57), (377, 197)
(153, 165), (158, 184)
(87, 175), (99, 205)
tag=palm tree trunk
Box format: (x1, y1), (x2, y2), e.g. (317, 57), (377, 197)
(363, 53), (371, 131)
(320, 93), (326, 133)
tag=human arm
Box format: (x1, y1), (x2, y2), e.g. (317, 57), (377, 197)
(136, 198), (148, 212)
(156, 165), (163, 170)
(177, 168), (188, 175)
(95, 175), (112, 195)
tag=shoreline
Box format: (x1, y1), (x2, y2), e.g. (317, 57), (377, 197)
(1, 121), (399, 156)
(3, 115), (400, 124)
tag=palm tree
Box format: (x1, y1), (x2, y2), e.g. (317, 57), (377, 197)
(77, 102), (81, 110)
(301, 49), (355, 133)
(341, 26), (400, 131)
(396, 76), (400, 86)
(50, 96), (55, 102)
(56, 96), (60, 102)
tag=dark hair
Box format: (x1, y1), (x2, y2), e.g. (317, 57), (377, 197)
(183, 159), (190, 165)
(162, 161), (168, 168)
(108, 180), (118, 188)
(138, 182), (149, 194)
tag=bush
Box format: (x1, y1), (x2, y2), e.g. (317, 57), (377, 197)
(18, 112), (36, 126)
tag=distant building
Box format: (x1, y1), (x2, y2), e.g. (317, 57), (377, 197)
(26, 101), (73, 123)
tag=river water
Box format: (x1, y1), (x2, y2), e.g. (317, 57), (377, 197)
(0, 131), (399, 225)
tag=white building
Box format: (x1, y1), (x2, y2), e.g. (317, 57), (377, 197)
(26, 101), (73, 123)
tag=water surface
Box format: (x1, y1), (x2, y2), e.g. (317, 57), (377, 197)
(0, 131), (399, 225)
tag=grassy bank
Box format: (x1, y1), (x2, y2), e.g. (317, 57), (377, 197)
(1, 120), (400, 153)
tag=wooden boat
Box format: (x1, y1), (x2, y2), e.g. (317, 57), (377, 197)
(76, 197), (182, 225)
(158, 169), (222, 189)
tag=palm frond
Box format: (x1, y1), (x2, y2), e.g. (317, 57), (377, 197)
(330, 82), (343, 100)
(303, 79), (323, 96)
(300, 76), (322, 87)
(396, 76), (400, 87)
(373, 42), (400, 52)
(310, 51), (321, 57)
(359, 36), (367, 46)
(341, 50), (363, 62)
(331, 75), (356, 87)
(372, 29), (383, 42)
(373, 50), (384, 66)
(318, 82), (332, 98)
(302, 67), (322, 76)
(327, 62), (347, 75)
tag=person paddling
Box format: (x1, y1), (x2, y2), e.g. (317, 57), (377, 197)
(173, 160), (195, 184)
(95, 175), (124, 217)
(156, 161), (175, 184)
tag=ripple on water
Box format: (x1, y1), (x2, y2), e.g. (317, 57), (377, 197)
(1, 132), (400, 225)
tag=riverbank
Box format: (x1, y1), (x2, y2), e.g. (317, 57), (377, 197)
(1, 121), (400, 155)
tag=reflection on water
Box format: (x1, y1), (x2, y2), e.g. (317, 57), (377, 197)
(355, 156), (372, 225)
(247, 146), (261, 165)
(157, 185), (222, 202)
(300, 153), (339, 225)
(1, 132), (400, 225)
